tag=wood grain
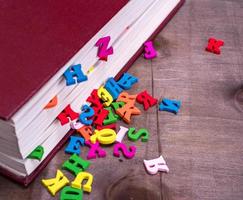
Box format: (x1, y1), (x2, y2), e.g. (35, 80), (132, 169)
(0, 0), (243, 199)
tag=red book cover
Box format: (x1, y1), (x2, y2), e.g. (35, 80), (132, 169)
(0, 0), (185, 186)
(0, 0), (128, 120)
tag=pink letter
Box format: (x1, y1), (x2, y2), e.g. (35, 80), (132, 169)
(85, 141), (106, 159)
(113, 142), (136, 159)
(143, 41), (157, 59)
(95, 36), (113, 61)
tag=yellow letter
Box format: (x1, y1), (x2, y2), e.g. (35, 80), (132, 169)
(90, 129), (116, 145)
(42, 170), (69, 196)
(71, 172), (94, 193)
(98, 86), (113, 107)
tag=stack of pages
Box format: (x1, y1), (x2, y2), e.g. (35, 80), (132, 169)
(0, 0), (184, 185)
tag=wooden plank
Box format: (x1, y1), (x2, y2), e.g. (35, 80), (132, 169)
(152, 0), (243, 199)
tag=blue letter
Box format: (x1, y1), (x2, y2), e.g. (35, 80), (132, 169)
(104, 78), (123, 100)
(159, 98), (181, 114)
(64, 64), (87, 86)
(65, 136), (85, 155)
(79, 105), (94, 125)
(117, 73), (138, 90)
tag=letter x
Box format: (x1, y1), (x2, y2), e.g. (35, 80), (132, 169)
(206, 38), (224, 54)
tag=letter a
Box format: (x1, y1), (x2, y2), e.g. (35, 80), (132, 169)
(136, 90), (158, 111)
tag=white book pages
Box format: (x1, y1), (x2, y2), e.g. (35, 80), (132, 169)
(11, 0), (155, 130)
(0, 0), (158, 157)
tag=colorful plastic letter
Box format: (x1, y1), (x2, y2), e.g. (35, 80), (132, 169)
(60, 186), (83, 200)
(63, 64), (88, 86)
(143, 41), (157, 59)
(90, 129), (116, 145)
(92, 107), (109, 127)
(44, 96), (58, 109)
(117, 73), (138, 90)
(116, 126), (128, 143)
(103, 107), (117, 125)
(116, 101), (141, 124)
(70, 121), (83, 130)
(62, 154), (90, 176)
(27, 145), (44, 161)
(76, 126), (93, 141)
(136, 90), (158, 111)
(86, 89), (103, 110)
(65, 136), (85, 155)
(79, 105), (94, 125)
(127, 127), (149, 142)
(98, 86), (113, 107)
(113, 142), (136, 159)
(117, 92), (137, 104)
(57, 104), (79, 125)
(95, 36), (113, 61)
(42, 170), (69, 196)
(85, 141), (106, 159)
(71, 172), (94, 193)
(205, 38), (224, 54)
(143, 155), (169, 175)
(111, 101), (125, 120)
(96, 123), (116, 131)
(104, 78), (123, 100)
(159, 98), (181, 114)
(111, 101), (125, 110)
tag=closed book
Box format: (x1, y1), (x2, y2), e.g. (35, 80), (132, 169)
(0, 0), (185, 185)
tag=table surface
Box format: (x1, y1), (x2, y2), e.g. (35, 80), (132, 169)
(1, 0), (243, 199)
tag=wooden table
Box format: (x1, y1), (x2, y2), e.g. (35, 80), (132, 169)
(1, 0), (243, 199)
